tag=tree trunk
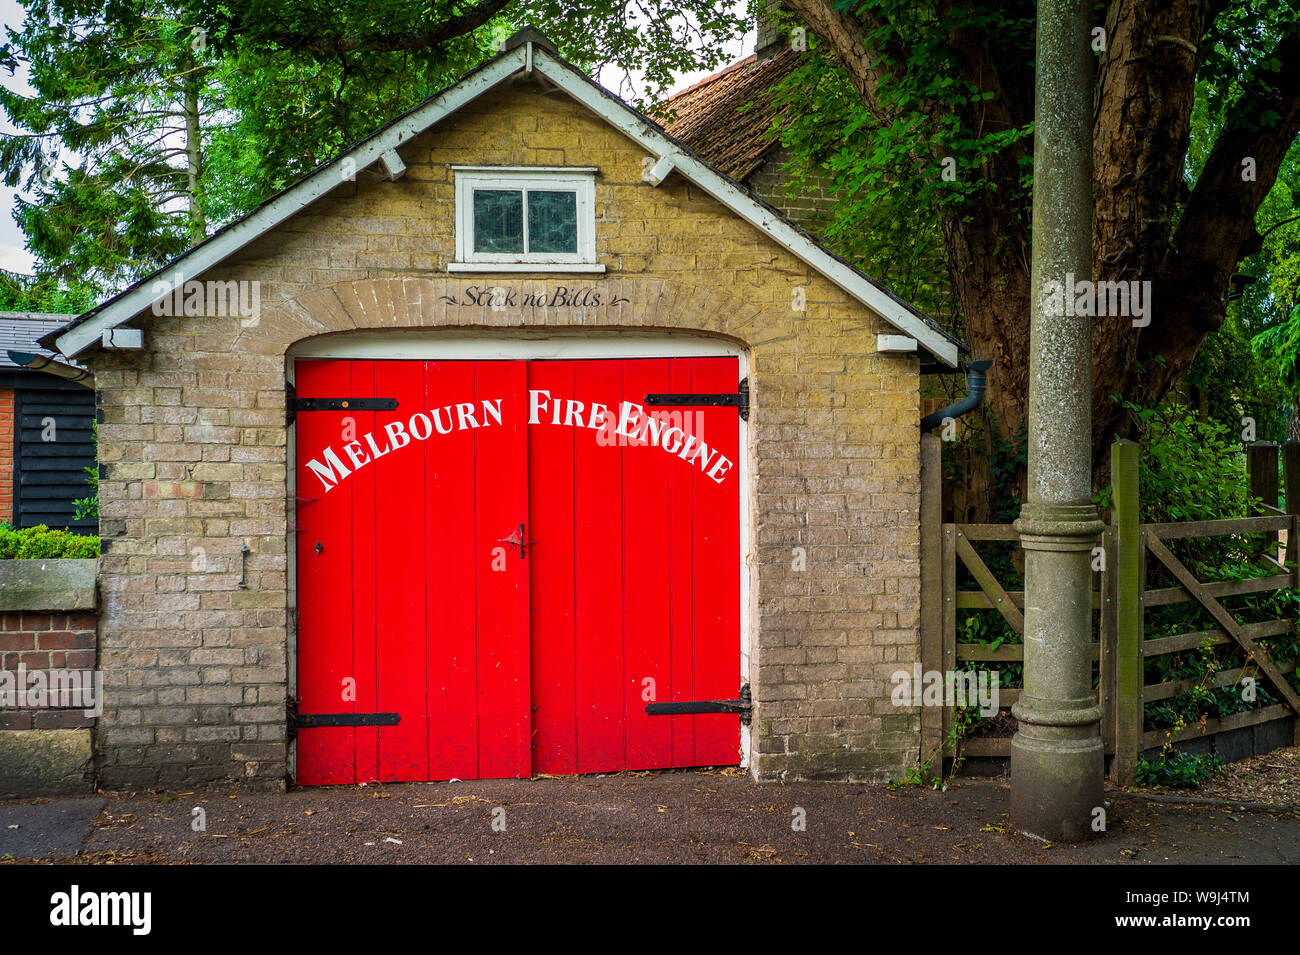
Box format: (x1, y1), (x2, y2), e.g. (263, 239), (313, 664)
(941, 199), (1031, 522)
(785, 1), (1300, 513)
(182, 55), (206, 244)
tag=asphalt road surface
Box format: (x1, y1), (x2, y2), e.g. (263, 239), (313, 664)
(2, 772), (1297, 864)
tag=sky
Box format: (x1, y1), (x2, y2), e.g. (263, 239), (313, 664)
(0, 4), (752, 279)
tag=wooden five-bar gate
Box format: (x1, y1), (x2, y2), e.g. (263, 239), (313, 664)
(919, 435), (1300, 784)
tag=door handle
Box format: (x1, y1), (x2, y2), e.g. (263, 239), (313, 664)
(497, 523), (535, 559)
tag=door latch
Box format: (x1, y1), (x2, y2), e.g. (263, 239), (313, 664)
(497, 523), (535, 559)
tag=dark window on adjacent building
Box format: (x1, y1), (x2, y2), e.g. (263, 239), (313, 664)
(13, 377), (95, 530)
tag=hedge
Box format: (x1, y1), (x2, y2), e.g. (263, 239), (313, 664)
(0, 524), (100, 559)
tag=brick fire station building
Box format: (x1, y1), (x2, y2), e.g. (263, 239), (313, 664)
(38, 30), (962, 789)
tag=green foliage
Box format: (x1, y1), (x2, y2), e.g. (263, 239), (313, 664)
(0, 269), (95, 312)
(0, 523), (99, 559)
(985, 417), (1028, 525)
(72, 468), (98, 522)
(1185, 17), (1300, 441)
(197, 25), (496, 227)
(1186, 313), (1291, 445)
(72, 421), (98, 522)
(761, 0), (1035, 327)
(760, 0), (1299, 471)
(1121, 402), (1257, 526)
(1135, 750), (1226, 788)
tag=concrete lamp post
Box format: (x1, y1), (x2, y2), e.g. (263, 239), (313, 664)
(1010, 0), (1106, 842)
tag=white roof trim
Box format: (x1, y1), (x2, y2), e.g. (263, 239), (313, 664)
(54, 43), (960, 367)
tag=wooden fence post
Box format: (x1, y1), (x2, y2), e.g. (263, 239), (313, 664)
(1284, 441), (1300, 569)
(919, 433), (944, 768)
(1111, 439), (1143, 785)
(1285, 441), (1300, 746)
(1248, 441), (1280, 509)
(1099, 525), (1116, 761)
(1248, 441), (1281, 557)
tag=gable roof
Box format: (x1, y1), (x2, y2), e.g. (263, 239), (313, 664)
(46, 29), (961, 367)
(654, 48), (802, 181)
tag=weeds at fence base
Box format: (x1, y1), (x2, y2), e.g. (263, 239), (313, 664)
(1135, 750), (1227, 788)
(891, 706), (975, 790)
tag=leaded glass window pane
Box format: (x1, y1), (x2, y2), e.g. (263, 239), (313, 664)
(473, 189), (524, 253)
(527, 190), (578, 254)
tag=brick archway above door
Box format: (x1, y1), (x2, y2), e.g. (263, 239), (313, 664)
(238, 276), (794, 359)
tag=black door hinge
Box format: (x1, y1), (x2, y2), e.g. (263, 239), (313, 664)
(286, 381), (398, 425)
(292, 712), (401, 728)
(645, 377), (748, 421)
(645, 683), (751, 725)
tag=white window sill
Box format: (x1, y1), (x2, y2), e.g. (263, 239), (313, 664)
(447, 262), (607, 274)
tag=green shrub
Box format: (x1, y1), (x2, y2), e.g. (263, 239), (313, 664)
(0, 524), (100, 559)
(1134, 402), (1256, 525)
(1135, 750), (1226, 788)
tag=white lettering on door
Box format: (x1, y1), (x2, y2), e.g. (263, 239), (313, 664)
(302, 395), (736, 493)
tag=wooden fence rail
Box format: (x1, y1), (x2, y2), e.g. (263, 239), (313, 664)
(920, 435), (1300, 782)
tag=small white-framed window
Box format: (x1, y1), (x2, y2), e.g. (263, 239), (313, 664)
(450, 166), (602, 273)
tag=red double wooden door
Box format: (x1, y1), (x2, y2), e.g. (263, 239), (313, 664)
(294, 357), (741, 784)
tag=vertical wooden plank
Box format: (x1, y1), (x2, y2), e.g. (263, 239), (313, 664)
(373, 360), (427, 782)
(666, 359), (697, 767)
(940, 524), (956, 760)
(621, 358), (674, 769)
(527, 360), (578, 774)
(919, 434), (943, 766)
(1284, 441), (1300, 745)
(424, 361), (480, 781)
(1099, 526), (1117, 757)
(473, 360), (531, 778)
(1283, 441), (1300, 568)
(294, 359), (358, 784)
(1248, 441), (1280, 555)
(574, 359), (625, 772)
(347, 361), (378, 784)
(1111, 439), (1143, 785)
(1248, 441), (1280, 509)
(346, 361), (378, 779)
(688, 356), (742, 767)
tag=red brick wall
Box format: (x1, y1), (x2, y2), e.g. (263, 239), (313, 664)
(0, 387), (13, 524)
(0, 611), (99, 730)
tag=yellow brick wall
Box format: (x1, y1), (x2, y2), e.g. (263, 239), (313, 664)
(92, 80), (923, 787)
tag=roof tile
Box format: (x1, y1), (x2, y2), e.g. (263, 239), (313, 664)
(652, 48), (802, 181)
